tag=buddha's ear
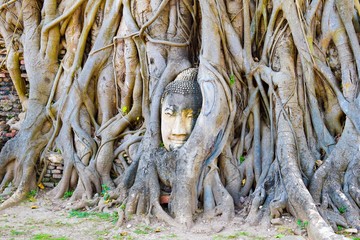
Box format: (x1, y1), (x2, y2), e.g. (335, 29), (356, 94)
(201, 80), (216, 117)
(160, 95), (165, 104)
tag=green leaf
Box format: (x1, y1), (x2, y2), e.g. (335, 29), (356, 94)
(122, 106), (128, 114)
(229, 75), (235, 86)
(339, 206), (347, 214)
(239, 156), (245, 164)
(275, 234), (285, 238)
(120, 203), (126, 210)
(306, 36), (314, 54)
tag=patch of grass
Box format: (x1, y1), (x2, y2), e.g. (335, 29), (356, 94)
(337, 226), (344, 232)
(352, 238), (360, 240)
(276, 226), (294, 235)
(296, 219), (309, 230)
(275, 234), (285, 238)
(68, 210), (118, 223)
(27, 190), (37, 202)
(339, 206), (347, 214)
(133, 225), (154, 235)
(31, 234), (69, 240)
(237, 231), (249, 236)
(28, 190), (37, 197)
(53, 221), (71, 227)
(94, 212), (112, 220)
(68, 210), (90, 218)
(101, 184), (110, 200)
(133, 229), (148, 235)
(10, 230), (25, 236)
(32, 234), (52, 240)
(161, 233), (178, 239)
(95, 230), (110, 236)
(111, 211), (119, 223)
(114, 236), (135, 240)
(213, 231), (252, 240)
(63, 190), (73, 199)
(213, 235), (236, 240)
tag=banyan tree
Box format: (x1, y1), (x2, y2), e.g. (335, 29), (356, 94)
(0, 0), (360, 238)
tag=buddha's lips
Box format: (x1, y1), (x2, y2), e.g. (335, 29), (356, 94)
(168, 138), (188, 144)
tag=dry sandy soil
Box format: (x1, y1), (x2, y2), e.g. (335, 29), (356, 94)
(0, 189), (355, 240)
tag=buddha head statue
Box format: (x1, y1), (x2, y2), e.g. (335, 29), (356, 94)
(161, 68), (202, 151)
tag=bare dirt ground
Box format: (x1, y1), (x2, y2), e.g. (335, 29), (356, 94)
(0, 189), (356, 240)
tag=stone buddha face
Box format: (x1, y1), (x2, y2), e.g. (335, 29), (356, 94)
(161, 68), (202, 151)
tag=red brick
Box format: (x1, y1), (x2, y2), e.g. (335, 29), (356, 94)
(5, 132), (15, 138)
(160, 195), (170, 204)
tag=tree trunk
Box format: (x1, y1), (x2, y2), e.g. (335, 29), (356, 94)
(0, 0), (359, 238)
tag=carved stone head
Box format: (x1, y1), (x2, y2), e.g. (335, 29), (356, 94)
(161, 68), (202, 151)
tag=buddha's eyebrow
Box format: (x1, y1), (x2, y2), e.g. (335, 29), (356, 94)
(165, 105), (177, 112)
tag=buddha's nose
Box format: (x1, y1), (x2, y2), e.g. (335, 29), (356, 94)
(172, 115), (187, 136)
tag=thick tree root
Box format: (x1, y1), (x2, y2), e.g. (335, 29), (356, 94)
(203, 165), (234, 221)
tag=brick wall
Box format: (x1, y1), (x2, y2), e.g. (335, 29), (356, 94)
(0, 37), (25, 149)
(0, 37), (64, 189)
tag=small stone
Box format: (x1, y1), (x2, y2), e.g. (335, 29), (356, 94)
(316, 160), (323, 167)
(271, 218), (284, 225)
(48, 165), (55, 170)
(52, 174), (62, 179)
(126, 224), (131, 228)
(43, 182), (55, 188)
(47, 152), (63, 164)
(344, 228), (358, 234)
(56, 166), (64, 170)
(51, 170), (61, 174)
